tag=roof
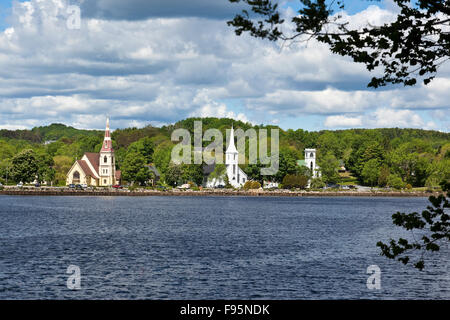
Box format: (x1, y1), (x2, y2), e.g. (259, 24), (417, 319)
(76, 160), (95, 177)
(84, 152), (100, 176)
(145, 165), (160, 177)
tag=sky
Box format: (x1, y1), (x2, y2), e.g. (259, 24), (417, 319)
(0, 0), (448, 131)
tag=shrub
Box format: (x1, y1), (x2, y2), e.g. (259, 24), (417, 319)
(406, 183), (412, 190)
(282, 174), (308, 189)
(243, 180), (260, 190)
(251, 181), (261, 189)
(310, 178), (325, 189)
(387, 174), (406, 190)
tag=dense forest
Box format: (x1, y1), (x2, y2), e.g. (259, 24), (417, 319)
(0, 118), (449, 190)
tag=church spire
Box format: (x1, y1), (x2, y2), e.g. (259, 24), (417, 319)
(101, 117), (113, 152)
(226, 125), (238, 154)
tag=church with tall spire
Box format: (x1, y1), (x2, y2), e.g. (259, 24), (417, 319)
(204, 126), (248, 188)
(66, 118), (121, 187)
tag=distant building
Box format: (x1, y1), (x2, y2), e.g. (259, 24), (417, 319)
(145, 164), (160, 186)
(66, 118), (121, 186)
(297, 148), (321, 178)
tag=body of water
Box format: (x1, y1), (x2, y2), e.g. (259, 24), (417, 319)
(0, 195), (448, 299)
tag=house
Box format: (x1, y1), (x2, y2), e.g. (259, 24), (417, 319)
(66, 118), (121, 186)
(145, 164), (161, 186)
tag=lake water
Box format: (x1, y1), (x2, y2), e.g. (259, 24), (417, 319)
(0, 195), (448, 299)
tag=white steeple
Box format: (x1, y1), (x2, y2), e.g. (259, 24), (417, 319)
(226, 125), (238, 154)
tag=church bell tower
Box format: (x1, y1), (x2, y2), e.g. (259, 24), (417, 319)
(99, 117), (116, 186)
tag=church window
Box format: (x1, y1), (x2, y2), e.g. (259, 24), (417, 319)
(233, 165), (235, 174)
(104, 156), (107, 163)
(234, 154), (236, 160)
(310, 153), (314, 158)
(103, 179), (106, 184)
(310, 162), (313, 171)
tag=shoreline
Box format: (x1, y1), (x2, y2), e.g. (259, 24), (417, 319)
(0, 188), (441, 197)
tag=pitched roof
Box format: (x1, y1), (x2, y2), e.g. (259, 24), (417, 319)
(84, 152), (100, 175)
(76, 160), (95, 177)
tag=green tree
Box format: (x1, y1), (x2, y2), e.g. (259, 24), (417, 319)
(228, 0), (450, 87)
(388, 174), (406, 190)
(128, 137), (155, 164)
(182, 164), (204, 186)
(11, 149), (39, 183)
(121, 152), (150, 186)
(153, 141), (173, 176)
(361, 159), (380, 187)
(318, 152), (340, 184)
(53, 155), (73, 186)
(164, 163), (183, 187)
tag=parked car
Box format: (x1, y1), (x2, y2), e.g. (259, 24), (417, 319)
(215, 185), (225, 189)
(112, 184), (123, 189)
(34, 182), (41, 188)
(156, 185), (167, 191)
(68, 184), (76, 189)
(81, 184), (88, 189)
(0, 182), (3, 187)
(75, 184), (83, 190)
(16, 182), (23, 188)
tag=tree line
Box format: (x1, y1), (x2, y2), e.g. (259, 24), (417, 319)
(0, 118), (449, 189)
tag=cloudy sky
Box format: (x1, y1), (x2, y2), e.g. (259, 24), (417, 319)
(0, 0), (448, 131)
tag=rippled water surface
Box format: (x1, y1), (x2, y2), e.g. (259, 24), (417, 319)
(0, 195), (448, 299)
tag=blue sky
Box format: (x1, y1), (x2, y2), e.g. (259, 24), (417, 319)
(0, 0), (448, 131)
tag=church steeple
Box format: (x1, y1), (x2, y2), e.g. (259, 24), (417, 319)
(226, 125), (238, 154)
(101, 117), (113, 152)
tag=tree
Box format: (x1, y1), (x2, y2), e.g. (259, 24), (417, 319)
(153, 141), (173, 176)
(53, 155), (73, 186)
(388, 174), (406, 190)
(164, 163), (183, 187)
(318, 152), (340, 184)
(208, 163), (227, 184)
(128, 137), (155, 164)
(182, 164), (204, 186)
(228, 0), (450, 87)
(121, 152), (150, 185)
(377, 181), (449, 270)
(11, 149), (39, 183)
(361, 159), (380, 187)
(36, 152), (55, 185)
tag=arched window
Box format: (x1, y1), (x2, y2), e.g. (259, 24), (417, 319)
(310, 162), (313, 171)
(73, 171), (80, 183)
(104, 156), (107, 163)
(310, 152), (314, 158)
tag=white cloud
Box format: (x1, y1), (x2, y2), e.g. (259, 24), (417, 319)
(0, 0), (448, 131)
(324, 115), (363, 128)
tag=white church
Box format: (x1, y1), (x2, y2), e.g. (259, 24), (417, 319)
(205, 126), (248, 188)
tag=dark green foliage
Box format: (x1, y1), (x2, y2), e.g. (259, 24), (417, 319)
(377, 182), (449, 270)
(11, 149), (39, 183)
(282, 174), (308, 189)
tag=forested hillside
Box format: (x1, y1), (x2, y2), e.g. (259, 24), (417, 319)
(0, 118), (449, 189)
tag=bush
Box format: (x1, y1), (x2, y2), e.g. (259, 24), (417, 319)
(405, 183), (412, 190)
(310, 178), (325, 189)
(282, 174), (308, 189)
(387, 174), (406, 190)
(243, 180), (261, 190)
